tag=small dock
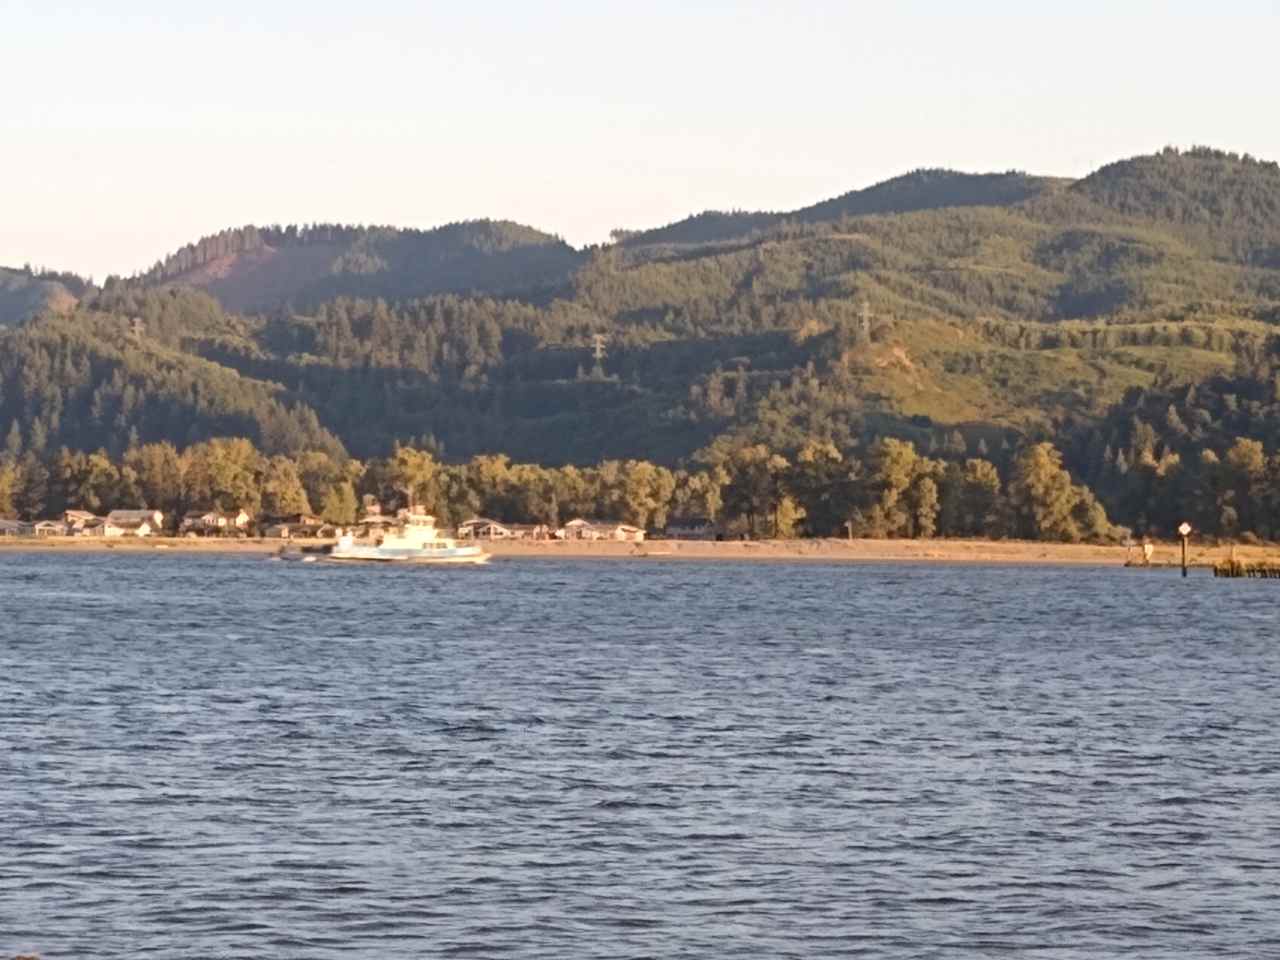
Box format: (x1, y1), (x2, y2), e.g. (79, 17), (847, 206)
(1214, 561), (1280, 579)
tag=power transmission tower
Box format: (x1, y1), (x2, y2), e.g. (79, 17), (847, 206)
(857, 300), (873, 345)
(591, 334), (608, 379)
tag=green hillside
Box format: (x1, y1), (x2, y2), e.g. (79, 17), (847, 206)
(3, 147), (1279, 539)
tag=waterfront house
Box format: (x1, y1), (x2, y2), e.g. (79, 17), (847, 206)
(64, 510), (105, 536)
(32, 520), (68, 537)
(181, 509), (251, 536)
(458, 518), (512, 539)
(358, 500), (395, 531)
(108, 509), (165, 530)
(264, 519), (334, 539)
(558, 518), (594, 539)
(181, 511), (221, 534)
(261, 513), (325, 538)
(509, 523), (552, 540)
(224, 509), (252, 530)
(457, 518), (552, 540)
(556, 518), (645, 542)
(0, 519), (28, 537)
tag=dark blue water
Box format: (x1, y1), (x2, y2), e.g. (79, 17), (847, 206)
(2, 553), (1279, 958)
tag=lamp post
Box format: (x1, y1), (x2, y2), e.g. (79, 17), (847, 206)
(1178, 522), (1192, 578)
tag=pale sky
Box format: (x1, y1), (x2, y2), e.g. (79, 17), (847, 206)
(3, 0), (1278, 281)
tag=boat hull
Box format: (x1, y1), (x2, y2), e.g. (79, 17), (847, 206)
(326, 544), (490, 564)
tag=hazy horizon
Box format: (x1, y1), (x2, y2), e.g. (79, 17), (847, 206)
(5, 0), (1279, 280)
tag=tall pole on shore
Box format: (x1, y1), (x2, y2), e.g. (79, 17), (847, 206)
(1179, 522), (1192, 578)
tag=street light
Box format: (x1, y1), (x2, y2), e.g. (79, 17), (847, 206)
(1178, 522), (1192, 578)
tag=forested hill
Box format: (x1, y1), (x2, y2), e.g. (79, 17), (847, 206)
(1073, 148), (1280, 262)
(129, 220), (585, 313)
(0, 266), (88, 326)
(5, 147), (1280, 539)
(619, 169), (1062, 249)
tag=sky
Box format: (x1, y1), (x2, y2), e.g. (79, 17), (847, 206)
(4, 0), (1279, 280)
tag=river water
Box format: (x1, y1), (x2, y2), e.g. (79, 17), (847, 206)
(2, 553), (1278, 958)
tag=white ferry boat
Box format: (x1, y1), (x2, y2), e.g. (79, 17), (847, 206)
(327, 511), (490, 565)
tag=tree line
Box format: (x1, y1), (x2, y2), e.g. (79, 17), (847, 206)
(0, 433), (1127, 544)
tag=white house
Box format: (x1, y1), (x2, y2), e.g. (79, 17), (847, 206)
(181, 509), (251, 535)
(224, 509), (251, 530)
(458, 518), (513, 539)
(108, 509), (165, 530)
(557, 518), (645, 542)
(458, 518), (553, 540)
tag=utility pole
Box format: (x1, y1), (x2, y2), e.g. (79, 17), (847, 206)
(857, 300), (872, 345)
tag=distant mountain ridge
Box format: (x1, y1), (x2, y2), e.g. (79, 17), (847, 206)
(132, 219), (584, 313)
(105, 146), (1280, 317)
(616, 169), (1063, 250)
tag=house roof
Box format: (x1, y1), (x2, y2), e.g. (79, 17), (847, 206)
(560, 520), (640, 532)
(108, 509), (162, 522)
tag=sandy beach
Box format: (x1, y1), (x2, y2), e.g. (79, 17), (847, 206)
(1, 535), (1275, 567)
(485, 537), (1271, 567)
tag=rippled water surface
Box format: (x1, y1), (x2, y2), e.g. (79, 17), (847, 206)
(3, 552), (1279, 958)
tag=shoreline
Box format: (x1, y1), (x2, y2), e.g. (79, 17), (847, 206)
(0, 536), (1274, 567)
